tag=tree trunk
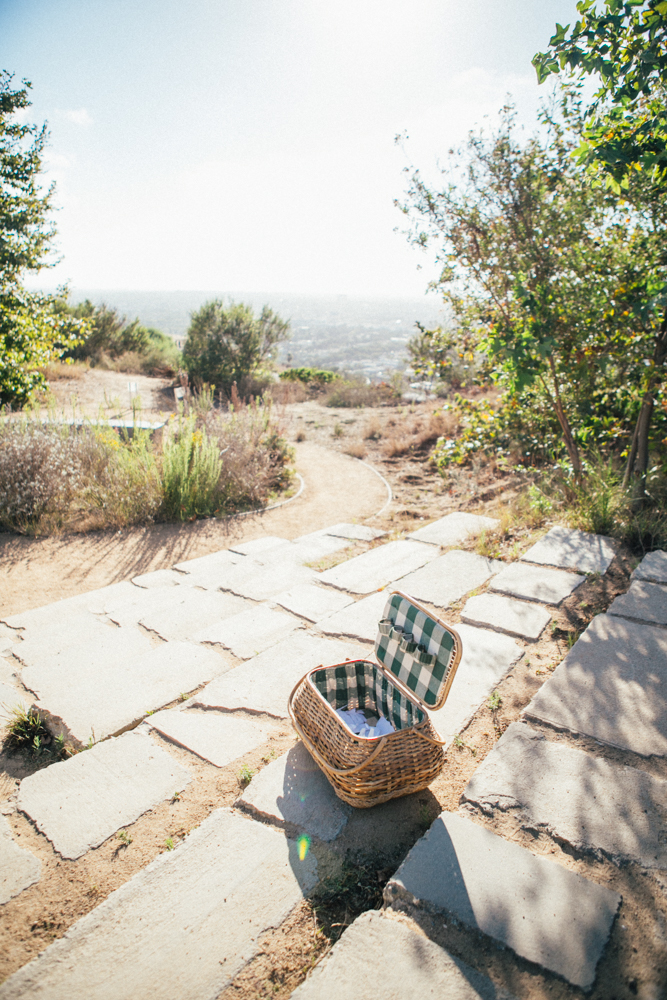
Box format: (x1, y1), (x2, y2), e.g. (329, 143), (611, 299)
(623, 310), (667, 505)
(546, 356), (582, 481)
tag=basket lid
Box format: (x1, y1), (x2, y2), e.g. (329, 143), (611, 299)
(374, 590), (462, 712)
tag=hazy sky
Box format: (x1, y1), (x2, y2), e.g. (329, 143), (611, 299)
(1, 0), (580, 297)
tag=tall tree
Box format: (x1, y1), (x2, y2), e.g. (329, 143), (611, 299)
(0, 71), (84, 406)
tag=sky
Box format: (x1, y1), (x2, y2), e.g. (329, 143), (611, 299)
(1, 0), (581, 298)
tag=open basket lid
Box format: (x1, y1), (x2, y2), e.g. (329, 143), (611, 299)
(374, 590), (462, 713)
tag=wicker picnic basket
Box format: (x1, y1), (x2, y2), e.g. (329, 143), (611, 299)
(288, 590), (462, 808)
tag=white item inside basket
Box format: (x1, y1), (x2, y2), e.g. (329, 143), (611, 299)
(336, 707), (395, 739)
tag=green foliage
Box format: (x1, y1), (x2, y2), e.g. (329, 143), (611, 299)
(407, 322), (473, 387)
(238, 764), (255, 786)
(183, 299), (290, 396)
(3, 705), (77, 760)
(534, 2), (667, 187)
(64, 300), (181, 376)
(279, 366), (338, 385)
(160, 416), (223, 521)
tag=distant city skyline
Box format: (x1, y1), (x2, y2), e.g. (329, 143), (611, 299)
(2, 0), (580, 297)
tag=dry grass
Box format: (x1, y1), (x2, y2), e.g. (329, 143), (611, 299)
(269, 381), (308, 405)
(344, 441), (367, 459)
(42, 360), (89, 380)
(363, 417), (383, 441)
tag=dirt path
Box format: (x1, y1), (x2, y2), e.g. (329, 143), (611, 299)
(0, 443), (388, 617)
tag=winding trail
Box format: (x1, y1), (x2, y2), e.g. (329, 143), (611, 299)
(0, 443), (388, 617)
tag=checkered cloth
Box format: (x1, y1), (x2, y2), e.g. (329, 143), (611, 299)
(374, 593), (456, 708)
(311, 660), (424, 732)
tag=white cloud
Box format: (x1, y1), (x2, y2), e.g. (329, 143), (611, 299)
(59, 108), (93, 126)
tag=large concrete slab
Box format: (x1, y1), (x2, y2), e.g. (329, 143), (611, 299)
(19, 637), (226, 744)
(463, 722), (667, 868)
(608, 579), (667, 627)
(318, 590), (388, 642)
(195, 632), (369, 719)
(0, 680), (30, 720)
(2, 583), (138, 631)
(324, 523), (386, 542)
(17, 729), (191, 860)
(429, 624), (523, 743)
(146, 708), (279, 768)
(239, 742), (349, 841)
(408, 512), (498, 548)
(0, 814), (41, 904)
(131, 569), (183, 589)
(522, 526), (615, 575)
(194, 604), (301, 659)
(489, 562), (585, 606)
(290, 910), (517, 1000)
(273, 583), (354, 623)
(398, 550), (503, 609)
(229, 536), (290, 556)
(525, 614), (667, 757)
(633, 549), (667, 585)
(386, 811), (620, 990)
(462, 593), (551, 641)
(0, 808), (317, 1000)
(103, 585), (249, 635)
(173, 549), (246, 576)
(319, 540), (436, 595)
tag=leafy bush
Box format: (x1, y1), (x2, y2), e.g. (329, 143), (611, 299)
(64, 301), (181, 376)
(279, 367), (338, 385)
(161, 417), (224, 520)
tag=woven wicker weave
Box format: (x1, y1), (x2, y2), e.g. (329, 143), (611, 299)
(287, 591), (462, 808)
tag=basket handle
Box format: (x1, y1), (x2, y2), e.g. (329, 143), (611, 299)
(288, 677), (387, 776)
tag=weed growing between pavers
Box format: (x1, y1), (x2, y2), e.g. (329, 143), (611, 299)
(3, 706), (78, 763)
(310, 850), (392, 944)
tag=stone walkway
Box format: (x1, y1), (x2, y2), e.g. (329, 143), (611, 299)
(0, 518), (664, 997)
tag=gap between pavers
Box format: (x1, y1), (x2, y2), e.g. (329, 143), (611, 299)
(19, 637), (227, 745)
(2, 582), (138, 632)
(272, 584), (354, 624)
(463, 722), (667, 869)
(105, 586), (250, 638)
(428, 624), (523, 744)
(408, 511), (499, 548)
(632, 549), (667, 585)
(319, 540), (437, 595)
(607, 579), (667, 628)
(398, 550), (503, 610)
(17, 729), (192, 860)
(521, 526), (615, 575)
(489, 562), (585, 606)
(131, 569), (184, 589)
(317, 590), (388, 642)
(385, 811), (620, 991)
(0, 808), (318, 1000)
(229, 536), (290, 556)
(193, 604), (302, 659)
(0, 814), (41, 904)
(238, 741), (350, 842)
(194, 632), (370, 719)
(289, 910), (518, 1000)
(524, 613), (667, 758)
(461, 593), (551, 641)
(145, 708), (280, 768)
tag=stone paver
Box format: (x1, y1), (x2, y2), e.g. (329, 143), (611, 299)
(290, 910), (517, 1000)
(273, 584), (354, 623)
(207, 554), (318, 601)
(408, 511), (498, 548)
(633, 549), (667, 585)
(239, 742), (349, 841)
(462, 593), (551, 641)
(526, 614), (667, 757)
(489, 562), (585, 606)
(464, 722), (667, 868)
(429, 624), (523, 743)
(522, 526), (615, 575)
(398, 550), (503, 609)
(146, 708), (279, 768)
(17, 729), (191, 860)
(0, 815), (41, 904)
(0, 680), (30, 720)
(103, 586), (249, 635)
(131, 569), (184, 589)
(319, 540), (436, 595)
(318, 590), (388, 641)
(195, 633), (368, 718)
(229, 536), (290, 556)
(323, 523), (386, 542)
(0, 808), (317, 1000)
(608, 579), (667, 627)
(194, 605), (301, 659)
(386, 812), (620, 990)
(173, 549), (246, 577)
(2, 583), (138, 631)
(21, 638), (226, 744)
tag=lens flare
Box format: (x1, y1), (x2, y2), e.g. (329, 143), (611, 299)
(297, 834), (310, 861)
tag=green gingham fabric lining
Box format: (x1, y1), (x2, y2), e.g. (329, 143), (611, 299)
(374, 593), (456, 708)
(311, 660), (424, 732)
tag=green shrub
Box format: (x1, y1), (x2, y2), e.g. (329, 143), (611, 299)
(279, 367), (337, 385)
(160, 416), (224, 520)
